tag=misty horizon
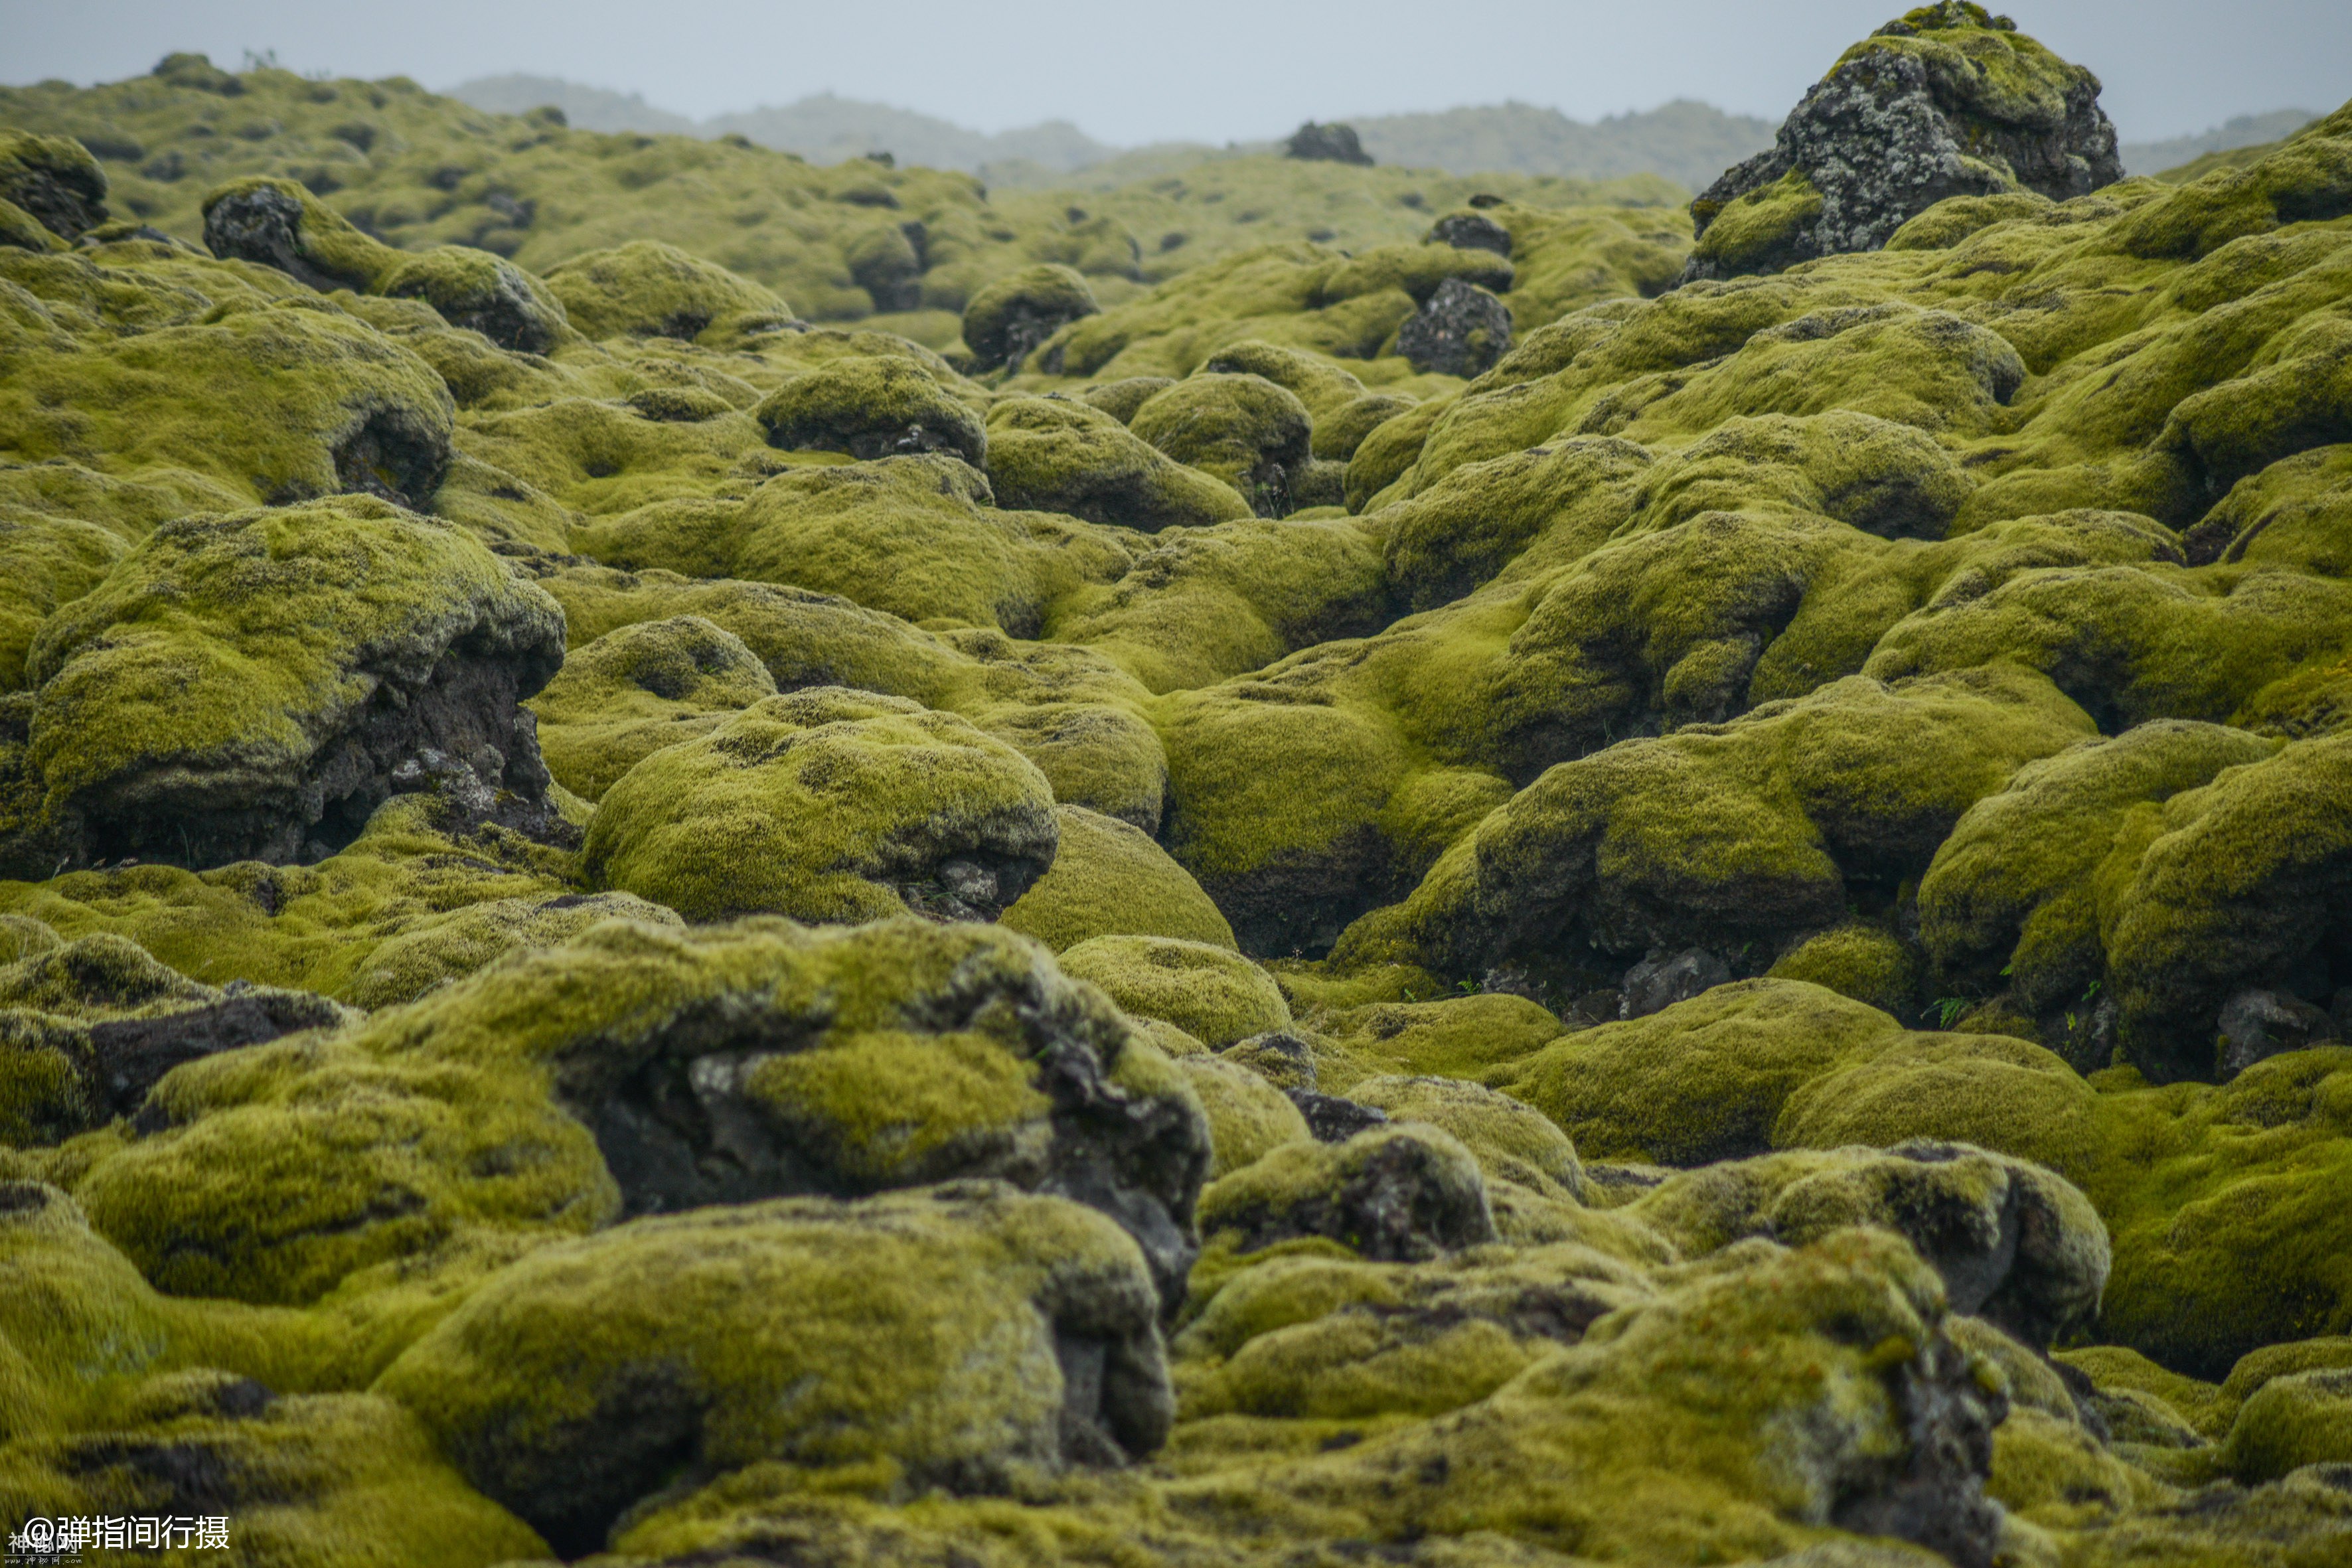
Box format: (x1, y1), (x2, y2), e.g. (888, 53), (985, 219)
(5, 0), (2346, 151)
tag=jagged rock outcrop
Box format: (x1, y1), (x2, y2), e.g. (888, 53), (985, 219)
(1682, 3), (2122, 281)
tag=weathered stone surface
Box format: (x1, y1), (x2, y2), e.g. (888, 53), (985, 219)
(1682, 3), (2122, 281)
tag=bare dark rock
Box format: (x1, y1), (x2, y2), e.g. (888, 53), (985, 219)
(1620, 947), (1733, 1018)
(1427, 212), (1512, 257)
(1285, 121), (1373, 166)
(1396, 277), (1514, 377)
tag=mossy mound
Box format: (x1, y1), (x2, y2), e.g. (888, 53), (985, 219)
(570, 455), (1137, 638)
(543, 238), (793, 342)
(961, 262), (1098, 372)
(11, 496), (566, 874)
(1495, 973), (2352, 1378)
(584, 687), (1059, 923)
(1, 243), (458, 511)
(0, 787), (597, 1003)
(0, 930), (350, 1146)
(1305, 992), (1572, 1092)
(1056, 934), (1289, 1049)
(1338, 667), (2094, 990)
(35, 915), (1212, 1316)
(1196, 1123), (1497, 1261)
(1128, 372), (1314, 517)
(200, 175), (574, 354)
(527, 614), (778, 802)
(374, 1182), (1168, 1555)
(1000, 805), (1235, 953)
(0, 129), (110, 242)
(1177, 1054), (1314, 1181)
(981, 394), (1251, 529)
(1632, 1138), (2109, 1346)
(753, 354), (986, 465)
(2, 1336), (551, 1565)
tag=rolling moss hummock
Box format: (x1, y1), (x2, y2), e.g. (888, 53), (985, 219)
(583, 686), (1059, 923)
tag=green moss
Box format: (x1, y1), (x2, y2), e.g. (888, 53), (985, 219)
(1200, 339), (1373, 426)
(1638, 1140), (2109, 1346)
(1689, 170), (1825, 278)
(961, 262), (1098, 372)
(200, 175), (399, 291)
(543, 238), (792, 342)
(1868, 558), (2352, 740)
(1196, 1123), (1494, 1260)
(0, 791), (588, 1000)
(1222, 1226), (1996, 1561)
(1314, 389), (1419, 462)
(1178, 1054), (1313, 1180)
(2183, 442), (2352, 577)
(1057, 934), (1289, 1049)
(374, 1184), (1168, 1553)
(1381, 434), (1652, 611)
(533, 567), (1174, 826)
(376, 243), (572, 353)
(0, 250), (457, 509)
(1344, 387), (1456, 510)
(1488, 957), (2352, 1380)
(1507, 979), (1913, 1166)
(15, 495), (562, 867)
(1076, 375), (1176, 424)
(1349, 1075), (1586, 1200)
(71, 1018), (614, 1306)
(1175, 1245), (1599, 1425)
(453, 395), (774, 516)
(1000, 805), (1235, 953)
(3, 1364), (552, 1564)
(0, 196), (65, 253)
(528, 615), (779, 802)
(584, 687), (1058, 923)
(1885, 191), (2059, 252)
(0, 510), (127, 692)
(2110, 102), (2352, 262)
(1129, 372), (1314, 517)
(1375, 667), (2094, 984)
(1917, 720), (2281, 1019)
(982, 394), (1250, 529)
(1305, 993), (1569, 1092)
(1985, 1405), (2156, 1529)
(965, 692), (1168, 830)
(1768, 922), (1924, 1018)
(1056, 512), (1387, 692)
(54, 914), (1212, 1320)
(1156, 668), (1410, 957)
(0, 130), (108, 242)
(9, 46), (2352, 1566)
(2090, 736), (2352, 1081)
(572, 454), (1137, 637)
(2223, 1367), (2352, 1481)
(338, 890), (682, 1010)
(2057, 1344), (2227, 1436)
(753, 353), (986, 466)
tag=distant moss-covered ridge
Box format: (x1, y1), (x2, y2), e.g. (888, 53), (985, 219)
(0, 53), (1685, 351)
(445, 77), (1780, 191)
(1685, 1), (2124, 279)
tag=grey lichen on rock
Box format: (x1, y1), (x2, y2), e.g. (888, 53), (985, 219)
(1683, 3), (2123, 280)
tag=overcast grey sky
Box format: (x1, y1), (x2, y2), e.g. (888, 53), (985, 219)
(3, 0), (2345, 145)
